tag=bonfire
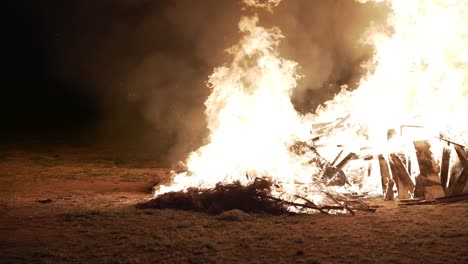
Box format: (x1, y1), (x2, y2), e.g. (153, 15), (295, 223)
(141, 0), (468, 214)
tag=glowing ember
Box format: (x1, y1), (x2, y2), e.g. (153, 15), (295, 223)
(154, 0), (468, 207)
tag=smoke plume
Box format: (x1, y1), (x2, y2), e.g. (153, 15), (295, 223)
(37, 0), (389, 164)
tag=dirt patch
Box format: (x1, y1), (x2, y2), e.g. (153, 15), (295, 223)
(0, 146), (467, 263)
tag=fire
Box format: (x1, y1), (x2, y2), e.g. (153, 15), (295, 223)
(319, 0), (468, 151)
(154, 0), (468, 206)
(314, 0), (468, 192)
(156, 15), (324, 203)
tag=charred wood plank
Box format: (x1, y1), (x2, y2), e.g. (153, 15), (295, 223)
(350, 207), (377, 212)
(414, 175), (425, 198)
(367, 159), (373, 179)
(440, 145), (451, 190)
(446, 150), (464, 196)
(435, 192), (468, 203)
(323, 192), (355, 215)
(399, 198), (424, 203)
(389, 153), (415, 199)
(320, 165), (349, 186)
(413, 141), (445, 201)
(266, 196), (348, 214)
(407, 158), (412, 177)
(331, 149), (344, 166)
(435, 135), (467, 148)
(454, 145), (467, 166)
(266, 196), (328, 213)
(336, 152), (356, 170)
(378, 155), (394, 200)
(294, 195), (328, 214)
(451, 164), (468, 195)
(398, 200), (437, 206)
(391, 164), (403, 198)
(385, 180), (393, 195)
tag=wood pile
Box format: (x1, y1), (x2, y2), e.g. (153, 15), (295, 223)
(378, 140), (468, 205)
(143, 116), (467, 214)
(310, 117), (468, 205)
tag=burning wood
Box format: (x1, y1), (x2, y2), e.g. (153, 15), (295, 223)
(454, 145), (467, 166)
(398, 200), (436, 206)
(435, 193), (468, 203)
(389, 153), (415, 199)
(147, 0), (468, 213)
(290, 141), (350, 186)
(335, 152), (356, 170)
(440, 144), (451, 190)
(148, 125), (468, 213)
(372, 138), (466, 202)
(320, 166), (349, 186)
(413, 141), (445, 201)
(331, 149), (344, 166)
(450, 164), (468, 195)
(139, 178), (289, 215)
(311, 115), (351, 135)
(140, 178), (376, 215)
(378, 155), (394, 200)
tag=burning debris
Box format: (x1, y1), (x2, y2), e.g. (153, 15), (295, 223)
(139, 178), (376, 215)
(376, 139), (468, 204)
(142, 121), (468, 214)
(308, 119), (468, 205)
(144, 0), (468, 213)
(139, 178), (290, 215)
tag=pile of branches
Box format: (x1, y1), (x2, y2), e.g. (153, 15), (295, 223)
(137, 178), (290, 215)
(138, 178), (377, 215)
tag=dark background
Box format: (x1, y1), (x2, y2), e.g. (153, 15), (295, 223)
(1, 0), (388, 164)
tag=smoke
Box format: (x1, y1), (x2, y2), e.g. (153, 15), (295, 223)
(40, 0), (389, 164)
(268, 0), (389, 112)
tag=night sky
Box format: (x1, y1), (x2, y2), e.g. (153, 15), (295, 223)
(2, 0), (388, 163)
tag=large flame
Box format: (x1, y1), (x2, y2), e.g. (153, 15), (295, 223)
(315, 0), (468, 177)
(156, 15), (324, 202)
(155, 0), (468, 203)
(319, 0), (468, 143)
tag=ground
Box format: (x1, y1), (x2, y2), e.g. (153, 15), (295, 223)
(0, 144), (467, 264)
